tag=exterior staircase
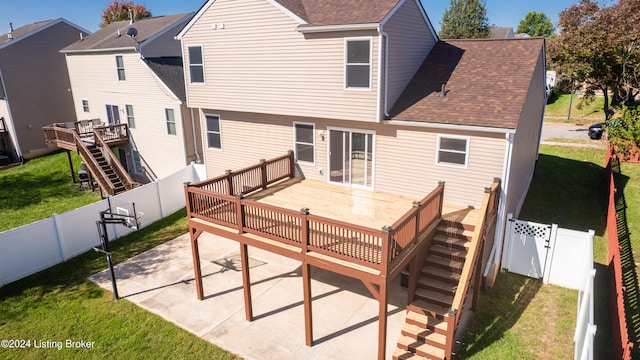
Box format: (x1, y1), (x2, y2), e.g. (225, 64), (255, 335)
(88, 145), (127, 195)
(394, 218), (475, 360)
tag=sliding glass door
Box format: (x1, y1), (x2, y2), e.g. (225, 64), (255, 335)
(328, 129), (373, 188)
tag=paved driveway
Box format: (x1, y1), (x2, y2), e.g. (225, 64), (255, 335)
(541, 122), (607, 149)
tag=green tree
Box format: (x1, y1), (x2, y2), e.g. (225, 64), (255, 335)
(516, 11), (555, 37)
(438, 0), (490, 39)
(100, 0), (152, 28)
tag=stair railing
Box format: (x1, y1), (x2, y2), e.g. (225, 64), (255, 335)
(93, 130), (138, 191)
(125, 127), (158, 181)
(444, 178), (501, 358)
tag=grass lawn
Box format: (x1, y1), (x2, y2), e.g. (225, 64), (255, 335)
(457, 145), (612, 359)
(0, 210), (239, 360)
(545, 92), (606, 124)
(0, 151), (101, 232)
(618, 162), (640, 277)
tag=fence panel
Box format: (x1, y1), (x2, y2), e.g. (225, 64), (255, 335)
(0, 164), (202, 287)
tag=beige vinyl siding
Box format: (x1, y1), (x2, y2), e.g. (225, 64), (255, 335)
(65, 53), (189, 178)
(505, 46), (546, 217)
(200, 110), (505, 207)
(180, 106), (203, 164)
(183, 0), (379, 122)
(0, 21), (81, 158)
(384, 0), (436, 109)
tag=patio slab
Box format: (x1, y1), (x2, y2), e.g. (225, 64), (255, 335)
(89, 232), (409, 359)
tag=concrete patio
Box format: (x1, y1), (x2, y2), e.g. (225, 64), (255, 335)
(89, 231), (410, 359)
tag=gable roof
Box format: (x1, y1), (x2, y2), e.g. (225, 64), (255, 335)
(144, 57), (186, 102)
(489, 27), (514, 39)
(0, 19), (89, 50)
(178, 0), (406, 38)
(62, 13), (192, 53)
(389, 38), (545, 130)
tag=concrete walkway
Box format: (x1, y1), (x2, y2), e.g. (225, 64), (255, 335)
(89, 232), (408, 359)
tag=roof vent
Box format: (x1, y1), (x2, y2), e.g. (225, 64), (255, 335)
(439, 83), (447, 98)
(7, 22), (13, 40)
(80, 32), (84, 41)
(129, 9), (135, 24)
(117, 29), (121, 37)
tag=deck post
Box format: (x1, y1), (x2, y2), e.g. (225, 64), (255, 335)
(225, 170), (233, 195)
(302, 262), (313, 346)
(236, 193), (245, 234)
(287, 150), (295, 178)
(377, 278), (388, 360)
(190, 228), (205, 300)
(67, 150), (76, 183)
(412, 200), (421, 237)
(240, 243), (253, 321)
(260, 159), (268, 190)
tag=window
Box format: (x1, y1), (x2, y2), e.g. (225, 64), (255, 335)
(345, 39), (371, 89)
(165, 109), (176, 135)
(294, 123), (314, 164)
(436, 135), (469, 167)
(132, 150), (142, 172)
(205, 114), (221, 149)
(105, 104), (120, 125)
(125, 105), (135, 129)
(188, 46), (204, 83)
(82, 100), (89, 112)
(115, 55), (125, 81)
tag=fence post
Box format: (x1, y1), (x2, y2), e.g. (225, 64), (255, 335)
(155, 181), (164, 219)
(260, 159), (268, 190)
(225, 169), (233, 195)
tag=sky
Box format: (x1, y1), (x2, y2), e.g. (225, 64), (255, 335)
(0, 0), (583, 35)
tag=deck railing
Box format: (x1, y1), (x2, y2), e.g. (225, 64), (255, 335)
(93, 124), (128, 143)
(185, 153), (445, 274)
(93, 130), (137, 192)
(444, 178), (501, 359)
(44, 121), (129, 146)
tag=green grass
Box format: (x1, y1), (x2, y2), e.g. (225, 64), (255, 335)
(618, 162), (640, 277)
(0, 210), (239, 359)
(457, 145), (612, 359)
(0, 151), (101, 231)
(545, 92), (606, 123)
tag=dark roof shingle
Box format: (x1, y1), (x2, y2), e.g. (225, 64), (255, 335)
(389, 38), (545, 130)
(0, 19), (56, 47)
(144, 57), (186, 102)
(278, 0), (401, 26)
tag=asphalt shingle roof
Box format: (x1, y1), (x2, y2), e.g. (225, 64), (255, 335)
(63, 13), (191, 52)
(278, 0), (401, 26)
(145, 57), (186, 102)
(0, 19), (56, 47)
(389, 38), (545, 130)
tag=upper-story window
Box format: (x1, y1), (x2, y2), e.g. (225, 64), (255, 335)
(166, 109), (176, 135)
(188, 46), (204, 83)
(126, 105), (135, 129)
(345, 38), (371, 89)
(205, 114), (221, 149)
(82, 100), (89, 112)
(115, 55), (126, 81)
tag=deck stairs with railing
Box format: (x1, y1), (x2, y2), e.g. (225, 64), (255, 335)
(88, 145), (127, 194)
(394, 216), (475, 360)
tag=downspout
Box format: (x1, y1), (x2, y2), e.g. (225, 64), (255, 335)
(495, 132), (514, 269)
(377, 24), (389, 121)
(190, 107), (201, 163)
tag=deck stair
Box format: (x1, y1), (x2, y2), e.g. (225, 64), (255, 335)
(88, 145), (127, 195)
(394, 218), (475, 360)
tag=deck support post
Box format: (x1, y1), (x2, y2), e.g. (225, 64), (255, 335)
(377, 279), (388, 360)
(67, 150), (76, 183)
(190, 228), (205, 300)
(240, 243), (253, 321)
(302, 263), (313, 346)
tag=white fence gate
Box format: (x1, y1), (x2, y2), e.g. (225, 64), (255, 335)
(500, 213), (596, 360)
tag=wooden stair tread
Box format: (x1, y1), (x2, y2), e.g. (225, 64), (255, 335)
(408, 299), (449, 318)
(422, 266), (461, 282)
(433, 234), (470, 250)
(430, 245), (468, 259)
(426, 255), (464, 270)
(398, 336), (445, 359)
(414, 288), (454, 307)
(402, 323), (447, 345)
(406, 311), (448, 333)
(393, 348), (429, 360)
(436, 226), (474, 238)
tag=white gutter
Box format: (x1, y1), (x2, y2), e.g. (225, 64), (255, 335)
(384, 119), (515, 134)
(382, 29), (389, 119)
(190, 108), (201, 163)
(297, 23), (379, 34)
(61, 47), (137, 54)
(0, 68), (22, 160)
(494, 132), (514, 270)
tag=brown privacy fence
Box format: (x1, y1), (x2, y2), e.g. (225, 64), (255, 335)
(185, 152), (445, 273)
(606, 147), (637, 360)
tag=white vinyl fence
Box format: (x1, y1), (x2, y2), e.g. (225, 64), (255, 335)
(0, 163), (205, 287)
(501, 213), (596, 360)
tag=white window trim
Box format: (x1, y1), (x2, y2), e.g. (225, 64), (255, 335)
(82, 99), (89, 112)
(344, 37), (373, 91)
(125, 104), (135, 129)
(115, 55), (125, 81)
(204, 113), (222, 151)
(187, 45), (205, 85)
(326, 126), (376, 190)
(293, 121), (315, 165)
(165, 108), (177, 135)
(435, 134), (470, 169)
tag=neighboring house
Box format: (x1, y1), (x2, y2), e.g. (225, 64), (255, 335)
(60, 13), (202, 180)
(177, 0), (545, 358)
(0, 19), (89, 162)
(489, 26), (514, 39)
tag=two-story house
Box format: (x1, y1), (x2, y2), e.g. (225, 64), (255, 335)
(0, 19), (89, 164)
(60, 13), (202, 181)
(176, 0), (545, 359)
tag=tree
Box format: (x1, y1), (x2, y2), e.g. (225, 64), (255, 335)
(438, 0), (490, 39)
(100, 0), (152, 28)
(516, 11), (555, 37)
(548, 0), (640, 120)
